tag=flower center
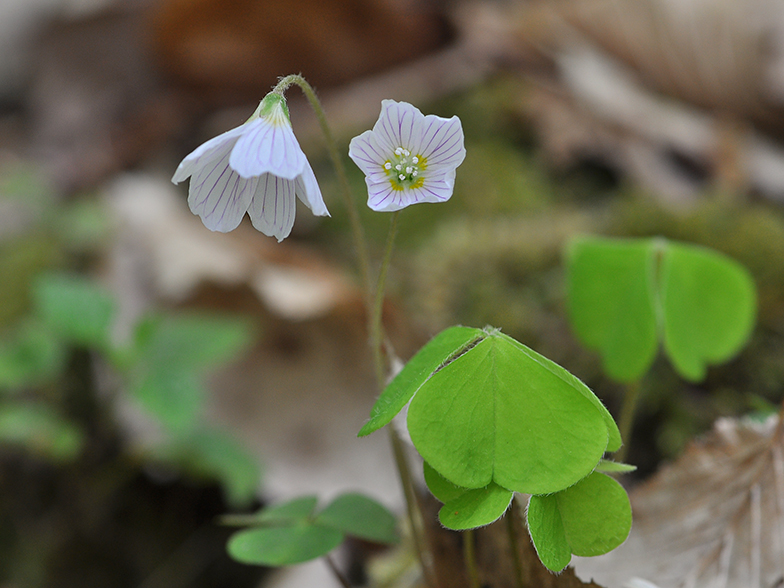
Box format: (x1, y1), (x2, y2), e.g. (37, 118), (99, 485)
(384, 147), (426, 190)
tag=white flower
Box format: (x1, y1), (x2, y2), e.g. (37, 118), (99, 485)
(348, 100), (466, 212)
(172, 93), (329, 241)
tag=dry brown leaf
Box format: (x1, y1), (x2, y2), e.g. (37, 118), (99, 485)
(573, 413), (784, 588)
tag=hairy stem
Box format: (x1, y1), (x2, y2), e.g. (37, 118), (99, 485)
(616, 379), (641, 462)
(277, 76), (434, 586)
(505, 500), (525, 588)
(463, 529), (481, 588)
(273, 74), (372, 305)
(324, 554), (352, 588)
(370, 211), (400, 384)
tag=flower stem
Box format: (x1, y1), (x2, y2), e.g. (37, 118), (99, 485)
(324, 554), (353, 588)
(389, 426), (435, 588)
(272, 74), (372, 304)
(276, 75), (433, 584)
(373, 211), (435, 586)
(505, 501), (525, 588)
(463, 529), (481, 588)
(616, 379), (641, 462)
(370, 211), (400, 385)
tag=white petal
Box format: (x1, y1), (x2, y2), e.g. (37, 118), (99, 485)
(366, 174), (455, 212)
(406, 175), (455, 205)
(366, 180), (406, 212)
(415, 114), (465, 174)
(348, 130), (392, 184)
(172, 124), (247, 184)
(248, 174), (297, 242)
(295, 161), (330, 217)
(373, 100), (423, 153)
(230, 118), (306, 180)
(187, 144), (256, 232)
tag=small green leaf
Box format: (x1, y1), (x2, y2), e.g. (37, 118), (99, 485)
(359, 326), (483, 437)
(0, 321), (64, 390)
(424, 460), (467, 504)
(555, 472), (632, 557)
(408, 332), (612, 495)
(567, 238), (658, 382)
(0, 403), (83, 461)
(660, 243), (756, 381)
(315, 493), (398, 544)
(259, 496), (319, 524)
(132, 367), (204, 433)
(566, 236), (757, 383)
(595, 459), (636, 473)
(227, 523), (343, 566)
(33, 273), (115, 348)
(438, 483), (513, 531)
(133, 313), (253, 373)
(221, 496), (318, 527)
(527, 494), (572, 573)
(155, 428), (262, 508)
(500, 333), (622, 453)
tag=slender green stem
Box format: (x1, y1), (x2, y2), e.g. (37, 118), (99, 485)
(616, 380), (641, 462)
(373, 211), (435, 586)
(370, 211), (400, 385)
(389, 426), (435, 588)
(505, 500), (525, 588)
(463, 529), (481, 588)
(276, 76), (431, 586)
(324, 554), (353, 588)
(272, 74), (372, 304)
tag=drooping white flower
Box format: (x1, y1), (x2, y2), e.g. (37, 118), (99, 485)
(348, 100), (466, 212)
(172, 93), (329, 241)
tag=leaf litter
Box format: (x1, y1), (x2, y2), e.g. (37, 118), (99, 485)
(573, 409), (784, 588)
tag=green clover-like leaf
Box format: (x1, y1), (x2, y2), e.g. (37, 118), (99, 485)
(358, 326), (483, 437)
(315, 493), (398, 544)
(527, 471), (632, 572)
(33, 273), (115, 349)
(567, 236), (756, 383)
(228, 523), (343, 566)
(438, 483), (514, 531)
(407, 330), (618, 495)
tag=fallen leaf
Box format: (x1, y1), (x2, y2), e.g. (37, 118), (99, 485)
(573, 412), (784, 588)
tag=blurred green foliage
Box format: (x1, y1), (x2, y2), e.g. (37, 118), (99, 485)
(0, 161), (261, 506)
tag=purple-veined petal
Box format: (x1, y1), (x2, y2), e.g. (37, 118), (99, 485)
(248, 173), (297, 242)
(295, 161), (330, 217)
(373, 100), (423, 154)
(405, 175), (455, 206)
(187, 145), (257, 232)
(366, 180), (407, 212)
(230, 117), (306, 180)
(348, 130), (392, 184)
(172, 124), (247, 184)
(415, 114), (465, 174)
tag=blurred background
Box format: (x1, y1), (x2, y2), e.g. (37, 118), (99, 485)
(2, 0), (784, 586)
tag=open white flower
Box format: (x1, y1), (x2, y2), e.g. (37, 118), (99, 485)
(348, 100), (466, 212)
(172, 93), (329, 241)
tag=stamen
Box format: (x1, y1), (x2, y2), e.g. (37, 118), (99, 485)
(384, 162), (392, 170)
